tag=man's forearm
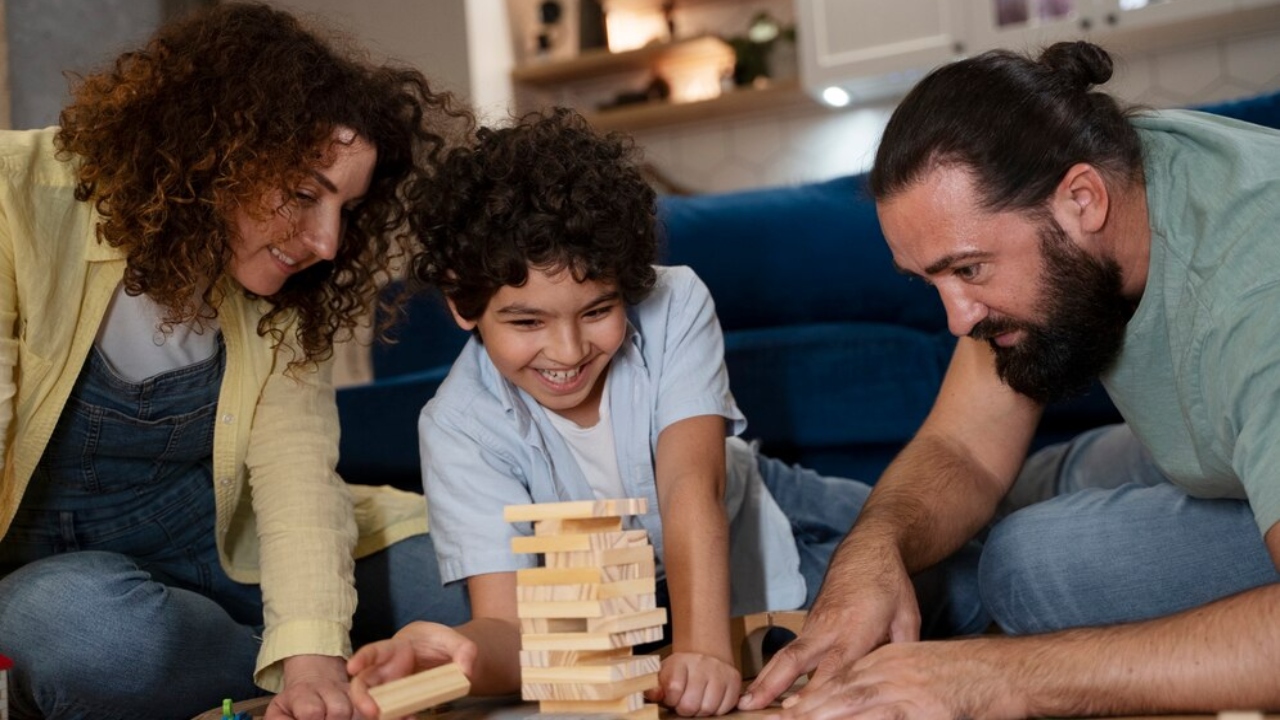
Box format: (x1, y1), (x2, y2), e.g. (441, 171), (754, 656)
(850, 432), (1008, 573)
(975, 581), (1280, 717)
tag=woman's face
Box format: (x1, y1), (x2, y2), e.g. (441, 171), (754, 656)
(227, 126), (377, 296)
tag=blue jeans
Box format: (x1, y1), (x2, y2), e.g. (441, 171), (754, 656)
(756, 454), (990, 637)
(979, 423), (1279, 634)
(0, 343), (467, 720)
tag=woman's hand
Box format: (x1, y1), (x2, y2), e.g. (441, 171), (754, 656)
(266, 654), (354, 720)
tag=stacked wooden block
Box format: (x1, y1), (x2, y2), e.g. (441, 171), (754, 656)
(504, 499), (667, 720)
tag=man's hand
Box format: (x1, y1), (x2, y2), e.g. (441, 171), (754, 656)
(647, 651), (742, 717)
(347, 622), (477, 720)
(774, 637), (1022, 720)
(738, 537), (921, 711)
(266, 654), (354, 720)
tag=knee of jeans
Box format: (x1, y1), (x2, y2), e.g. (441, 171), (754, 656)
(0, 553), (167, 675)
(977, 509), (1071, 635)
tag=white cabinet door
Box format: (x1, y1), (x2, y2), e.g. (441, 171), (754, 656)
(797, 0), (965, 101)
(1094, 0), (1236, 30)
(963, 0), (1097, 54)
(963, 0), (1243, 56)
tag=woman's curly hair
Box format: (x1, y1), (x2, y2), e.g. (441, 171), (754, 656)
(55, 1), (473, 368)
(409, 108), (658, 322)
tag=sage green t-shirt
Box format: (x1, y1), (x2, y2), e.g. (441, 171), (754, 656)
(1101, 109), (1280, 535)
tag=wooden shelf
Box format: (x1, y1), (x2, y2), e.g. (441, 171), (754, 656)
(586, 79), (813, 132)
(511, 35), (730, 86)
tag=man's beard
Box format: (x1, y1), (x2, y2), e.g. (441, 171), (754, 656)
(969, 219), (1134, 404)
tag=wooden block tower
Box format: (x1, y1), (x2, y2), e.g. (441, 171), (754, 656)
(505, 499), (667, 720)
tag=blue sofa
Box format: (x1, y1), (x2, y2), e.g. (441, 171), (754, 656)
(336, 89), (1280, 491)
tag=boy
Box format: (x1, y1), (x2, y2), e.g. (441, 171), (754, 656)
(348, 109), (983, 717)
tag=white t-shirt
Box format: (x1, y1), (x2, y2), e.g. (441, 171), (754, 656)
(94, 284), (220, 382)
(543, 371), (628, 502)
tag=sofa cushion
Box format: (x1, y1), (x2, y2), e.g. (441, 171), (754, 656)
(724, 322), (951, 451)
(657, 175), (948, 334)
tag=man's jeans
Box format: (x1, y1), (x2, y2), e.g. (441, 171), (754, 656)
(980, 423), (1279, 634)
(757, 453), (990, 638)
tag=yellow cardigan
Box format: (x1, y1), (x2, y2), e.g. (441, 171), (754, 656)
(0, 128), (428, 691)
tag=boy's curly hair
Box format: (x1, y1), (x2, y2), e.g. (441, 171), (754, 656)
(55, 1), (473, 367)
(409, 108), (658, 321)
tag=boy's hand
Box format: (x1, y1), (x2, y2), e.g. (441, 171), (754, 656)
(347, 622), (477, 720)
(647, 651), (741, 717)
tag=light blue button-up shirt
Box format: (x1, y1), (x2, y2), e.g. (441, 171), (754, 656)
(420, 266), (805, 614)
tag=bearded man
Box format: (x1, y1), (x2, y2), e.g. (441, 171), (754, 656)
(738, 40), (1280, 720)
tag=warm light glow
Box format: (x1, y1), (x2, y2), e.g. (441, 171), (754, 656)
(822, 86), (852, 107)
(605, 9), (669, 52)
(670, 73), (722, 103)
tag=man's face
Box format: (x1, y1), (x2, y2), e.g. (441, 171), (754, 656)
(974, 218), (1131, 403)
(878, 165), (1132, 403)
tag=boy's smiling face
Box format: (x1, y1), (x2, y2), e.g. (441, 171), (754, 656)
(449, 265), (627, 427)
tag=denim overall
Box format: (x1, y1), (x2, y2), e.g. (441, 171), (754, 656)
(0, 337), (266, 719)
(0, 332), (469, 720)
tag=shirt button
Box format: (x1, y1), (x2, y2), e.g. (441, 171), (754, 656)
(222, 413), (234, 424)
(219, 477), (233, 487)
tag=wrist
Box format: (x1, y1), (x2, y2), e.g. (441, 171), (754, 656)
(282, 654), (347, 686)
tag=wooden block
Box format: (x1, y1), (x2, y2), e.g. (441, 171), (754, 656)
(519, 647), (632, 668)
(516, 558), (655, 586)
(520, 617), (587, 634)
(517, 592), (656, 619)
(535, 516), (623, 535)
(615, 703), (661, 720)
(521, 654), (660, 683)
(538, 692), (645, 714)
(517, 577), (657, 603)
(521, 671), (658, 701)
(520, 624), (664, 651)
(730, 610), (807, 678)
(544, 545), (654, 569)
(504, 498), (648, 522)
(511, 529), (649, 555)
(366, 662), (469, 720)
(585, 608), (667, 634)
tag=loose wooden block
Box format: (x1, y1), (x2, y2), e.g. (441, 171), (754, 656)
(511, 529), (649, 555)
(730, 610), (807, 678)
(504, 498), (648, 522)
(521, 671), (658, 701)
(535, 516), (623, 536)
(538, 692), (645, 714)
(520, 654), (660, 684)
(517, 592), (656, 619)
(520, 624), (664, 651)
(366, 662), (469, 720)
(517, 577), (657, 602)
(515, 558), (654, 586)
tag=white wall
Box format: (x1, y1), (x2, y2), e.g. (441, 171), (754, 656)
(265, 0), (472, 100)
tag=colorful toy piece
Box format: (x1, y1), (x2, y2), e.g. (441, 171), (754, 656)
(1, 653), (13, 720)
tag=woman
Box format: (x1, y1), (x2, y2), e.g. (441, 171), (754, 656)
(0, 3), (471, 719)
